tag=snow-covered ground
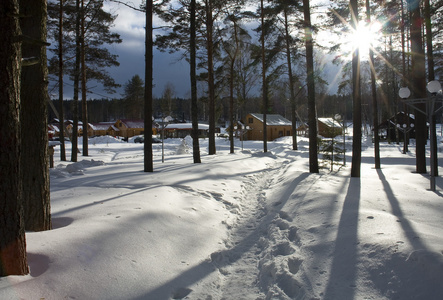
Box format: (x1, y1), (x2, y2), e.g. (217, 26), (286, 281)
(1, 133), (443, 300)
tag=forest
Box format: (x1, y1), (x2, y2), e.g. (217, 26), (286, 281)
(1, 0), (443, 277)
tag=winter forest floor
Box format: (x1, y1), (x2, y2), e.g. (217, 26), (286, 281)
(1, 134), (443, 300)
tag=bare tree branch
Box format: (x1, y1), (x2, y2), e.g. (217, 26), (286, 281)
(107, 0), (144, 12)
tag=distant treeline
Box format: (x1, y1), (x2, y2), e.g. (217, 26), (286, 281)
(48, 98), (193, 123)
(48, 94), (356, 125)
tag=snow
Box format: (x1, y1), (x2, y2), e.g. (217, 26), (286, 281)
(1, 133), (443, 300)
(165, 123), (210, 130)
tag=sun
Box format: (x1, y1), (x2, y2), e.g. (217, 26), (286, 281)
(347, 21), (383, 59)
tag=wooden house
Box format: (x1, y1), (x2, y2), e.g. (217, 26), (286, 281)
(317, 118), (343, 138)
(108, 119), (145, 138)
(244, 113), (293, 141)
(296, 123), (308, 137)
(163, 123), (209, 138)
(90, 122), (115, 136)
(65, 120), (83, 137)
(378, 111), (423, 141)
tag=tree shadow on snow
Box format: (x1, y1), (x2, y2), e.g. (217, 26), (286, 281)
(27, 253), (51, 277)
(131, 172), (312, 300)
(322, 177), (361, 300)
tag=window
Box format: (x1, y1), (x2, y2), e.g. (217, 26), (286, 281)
(248, 118), (253, 124)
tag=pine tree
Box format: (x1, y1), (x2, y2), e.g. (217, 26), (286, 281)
(218, 10), (250, 153)
(144, 0), (154, 172)
(269, 0), (303, 150)
(303, 0), (319, 173)
(190, 0), (202, 163)
(47, 0), (122, 159)
(350, 0), (362, 177)
(408, 0), (427, 174)
(123, 75), (145, 119)
(0, 0), (29, 276)
(20, 0), (52, 231)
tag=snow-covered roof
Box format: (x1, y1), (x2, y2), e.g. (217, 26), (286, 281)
(249, 113), (292, 126)
(68, 120), (83, 125)
(49, 124), (60, 132)
(90, 122), (114, 131)
(119, 119), (144, 129)
(318, 117), (342, 128)
(165, 123), (209, 130)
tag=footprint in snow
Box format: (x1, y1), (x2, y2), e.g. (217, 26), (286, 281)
(172, 287), (192, 299)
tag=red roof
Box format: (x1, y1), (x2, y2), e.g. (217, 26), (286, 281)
(119, 119), (144, 129)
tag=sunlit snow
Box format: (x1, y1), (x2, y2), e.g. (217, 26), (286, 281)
(1, 131), (443, 300)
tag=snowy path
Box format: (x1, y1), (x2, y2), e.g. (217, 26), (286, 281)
(190, 153), (314, 299)
(188, 140), (443, 300)
(2, 136), (443, 300)
(192, 157), (283, 299)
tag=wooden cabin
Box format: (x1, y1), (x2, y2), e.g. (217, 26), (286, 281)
(244, 113), (293, 141)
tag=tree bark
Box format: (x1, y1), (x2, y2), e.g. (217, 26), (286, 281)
(408, 0), (427, 174)
(400, 0), (409, 154)
(284, 7), (298, 151)
(229, 46), (235, 154)
(144, 0), (154, 172)
(424, 0), (437, 176)
(71, 0), (81, 162)
(0, 0), (29, 276)
(20, 0), (52, 231)
(81, 0), (88, 156)
(59, 0), (66, 161)
(190, 0), (201, 163)
(350, 0), (362, 177)
(260, 0), (268, 152)
(303, 0), (318, 173)
(366, 0), (380, 169)
(206, 0), (216, 155)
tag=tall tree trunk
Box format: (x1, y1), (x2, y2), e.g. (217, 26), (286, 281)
(206, 0), (216, 155)
(408, 0), (427, 174)
(424, 0), (434, 81)
(71, 0), (81, 162)
(424, 0), (437, 176)
(284, 7), (297, 151)
(59, 0), (66, 161)
(0, 0), (29, 276)
(303, 0), (318, 173)
(229, 21), (240, 154)
(144, 0), (154, 172)
(20, 0), (52, 232)
(367, 0), (380, 169)
(261, 0), (268, 152)
(350, 0), (362, 177)
(81, 0), (88, 156)
(229, 57), (235, 154)
(190, 0), (201, 163)
(390, 35), (400, 145)
(400, 0), (409, 154)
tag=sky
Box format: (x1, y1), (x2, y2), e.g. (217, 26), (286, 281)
(1, 131), (443, 299)
(50, 0), (192, 100)
(104, 1), (192, 99)
(52, 0), (347, 100)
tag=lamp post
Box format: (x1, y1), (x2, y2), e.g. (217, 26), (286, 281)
(399, 81), (443, 191)
(234, 125), (250, 151)
(394, 122), (414, 154)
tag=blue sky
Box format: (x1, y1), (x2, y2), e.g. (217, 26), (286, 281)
(103, 0), (191, 99)
(51, 0), (341, 100)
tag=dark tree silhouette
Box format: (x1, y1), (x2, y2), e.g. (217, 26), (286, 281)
(20, 0), (52, 231)
(0, 0), (29, 276)
(303, 0), (319, 173)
